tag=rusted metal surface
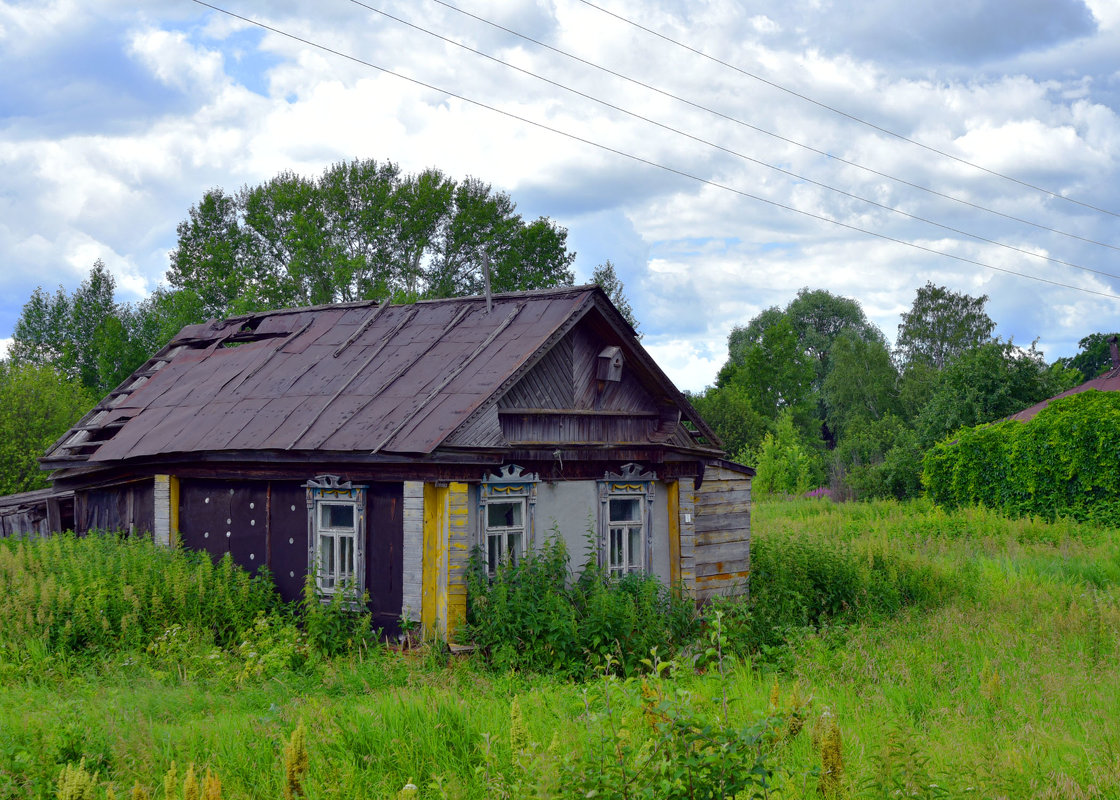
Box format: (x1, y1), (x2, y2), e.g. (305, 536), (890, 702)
(43, 287), (721, 469)
(1009, 366), (1120, 423)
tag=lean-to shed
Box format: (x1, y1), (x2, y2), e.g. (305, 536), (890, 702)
(9, 286), (752, 636)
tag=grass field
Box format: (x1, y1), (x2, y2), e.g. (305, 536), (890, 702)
(1, 498), (1118, 799)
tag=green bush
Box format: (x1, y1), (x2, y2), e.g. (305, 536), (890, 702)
(0, 532), (280, 658)
(924, 390), (1120, 525)
(708, 524), (962, 656)
(464, 535), (698, 676)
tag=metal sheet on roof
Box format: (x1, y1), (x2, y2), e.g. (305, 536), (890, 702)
(87, 289), (593, 461)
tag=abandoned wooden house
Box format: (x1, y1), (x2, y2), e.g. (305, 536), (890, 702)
(2, 286), (752, 637)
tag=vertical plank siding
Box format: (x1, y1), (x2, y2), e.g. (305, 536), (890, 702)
(447, 482), (470, 635)
(401, 481), (424, 625)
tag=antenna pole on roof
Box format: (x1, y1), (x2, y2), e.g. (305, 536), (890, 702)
(483, 253), (492, 314)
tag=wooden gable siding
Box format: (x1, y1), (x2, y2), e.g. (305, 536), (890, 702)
(693, 464), (751, 601)
(448, 323), (685, 448)
(498, 335), (575, 409)
(572, 327), (658, 413)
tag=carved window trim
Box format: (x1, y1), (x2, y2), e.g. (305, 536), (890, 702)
(304, 475), (367, 598)
(479, 464), (538, 575)
(598, 463), (656, 576)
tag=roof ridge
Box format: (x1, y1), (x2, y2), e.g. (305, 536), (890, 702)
(207, 285), (598, 323)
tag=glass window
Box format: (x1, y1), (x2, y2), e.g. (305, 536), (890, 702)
(484, 498), (526, 575)
(607, 494), (645, 575)
(314, 499), (359, 594)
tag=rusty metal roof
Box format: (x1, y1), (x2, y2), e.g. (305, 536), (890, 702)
(1003, 363), (1120, 421)
(1008, 365), (1120, 423)
(43, 286), (718, 467)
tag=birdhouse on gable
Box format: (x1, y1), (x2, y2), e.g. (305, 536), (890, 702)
(597, 346), (624, 382)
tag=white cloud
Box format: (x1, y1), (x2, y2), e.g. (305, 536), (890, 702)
(1, 0), (1119, 382)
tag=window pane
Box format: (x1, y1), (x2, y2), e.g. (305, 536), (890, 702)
(319, 533), (335, 588)
(609, 497), (641, 524)
(609, 527), (624, 569)
(507, 532), (523, 566)
(321, 503), (355, 530)
(628, 526), (643, 572)
(488, 533), (503, 574)
(339, 535), (354, 581)
(487, 500), (523, 529)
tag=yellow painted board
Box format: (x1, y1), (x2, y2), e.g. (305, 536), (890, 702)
(667, 480), (681, 587)
(169, 476), (180, 546)
(421, 483), (450, 638)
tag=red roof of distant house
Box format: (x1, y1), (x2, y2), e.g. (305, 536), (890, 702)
(1009, 365), (1120, 422)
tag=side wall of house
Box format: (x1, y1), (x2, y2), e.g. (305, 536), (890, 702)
(175, 477), (405, 633)
(693, 465), (751, 601)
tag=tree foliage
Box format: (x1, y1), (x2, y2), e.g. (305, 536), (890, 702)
(0, 363), (94, 494)
(895, 282), (995, 369)
(592, 259), (640, 335)
(914, 339), (1079, 447)
(1056, 332), (1120, 382)
(9, 261), (150, 396)
(168, 160), (576, 317)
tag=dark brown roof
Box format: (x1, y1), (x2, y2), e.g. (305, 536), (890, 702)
(43, 286), (719, 468)
(1008, 365), (1120, 422)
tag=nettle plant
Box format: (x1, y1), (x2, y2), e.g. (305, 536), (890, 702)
(464, 532), (697, 676)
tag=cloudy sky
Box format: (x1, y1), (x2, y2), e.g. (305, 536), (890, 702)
(2, 0), (1119, 391)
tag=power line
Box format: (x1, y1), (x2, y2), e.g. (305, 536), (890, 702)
(185, 0), (1120, 301)
(428, 0), (1120, 255)
(347, 0), (1120, 283)
(578, 0), (1120, 220)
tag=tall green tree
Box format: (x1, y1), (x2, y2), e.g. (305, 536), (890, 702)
(821, 331), (900, 439)
(914, 339), (1077, 446)
(168, 159), (576, 316)
(1056, 332), (1120, 382)
(896, 282), (995, 369)
(0, 363), (94, 494)
(9, 261), (140, 395)
(592, 260), (640, 334)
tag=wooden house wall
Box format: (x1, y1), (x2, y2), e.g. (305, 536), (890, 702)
(75, 483), (154, 536)
(693, 465), (751, 601)
(0, 506), (49, 538)
(177, 478), (404, 632)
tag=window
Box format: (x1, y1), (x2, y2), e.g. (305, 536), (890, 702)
(480, 465), (538, 576)
(607, 495), (644, 576)
(484, 497), (526, 574)
(305, 475), (366, 597)
(599, 463), (656, 576)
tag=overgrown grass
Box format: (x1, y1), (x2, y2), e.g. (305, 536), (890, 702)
(2, 500), (1120, 799)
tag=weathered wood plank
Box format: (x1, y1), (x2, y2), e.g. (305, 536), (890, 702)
(693, 511), (752, 533)
(695, 539), (750, 563)
(696, 529), (751, 547)
(696, 489), (751, 505)
(696, 558), (751, 578)
(694, 499), (751, 517)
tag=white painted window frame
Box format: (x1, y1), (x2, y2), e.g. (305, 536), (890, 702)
(479, 464), (538, 576)
(599, 463), (656, 577)
(305, 475), (367, 598)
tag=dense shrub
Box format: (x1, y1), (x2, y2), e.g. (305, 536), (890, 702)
(709, 521), (962, 655)
(464, 535), (698, 676)
(924, 390), (1120, 526)
(0, 532), (280, 657)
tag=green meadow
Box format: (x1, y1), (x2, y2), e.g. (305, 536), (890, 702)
(1, 498), (1118, 799)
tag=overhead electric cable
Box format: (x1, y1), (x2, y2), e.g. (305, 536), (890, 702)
(425, 0), (1120, 255)
(346, 0), (1120, 282)
(578, 0), (1120, 220)
(186, 0), (1120, 301)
